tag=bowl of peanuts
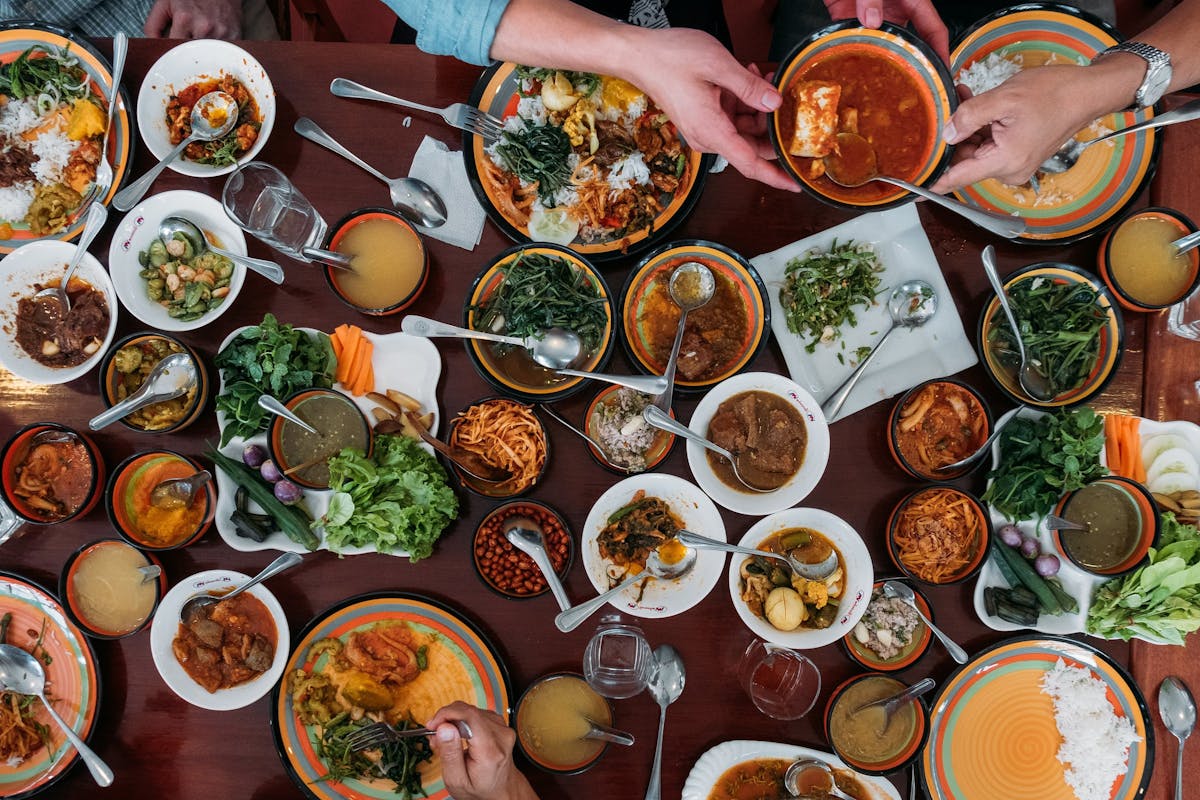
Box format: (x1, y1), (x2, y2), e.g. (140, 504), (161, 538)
(473, 500), (574, 599)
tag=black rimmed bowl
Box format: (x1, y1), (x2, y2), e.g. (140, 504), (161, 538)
(0, 422), (105, 525)
(322, 207), (429, 316)
(98, 331), (208, 434)
(582, 385), (676, 474)
(887, 486), (991, 586)
(105, 450), (214, 551)
(472, 500), (573, 599)
(267, 387), (372, 491)
(841, 579), (934, 672)
(1052, 475), (1160, 577)
(1097, 206), (1199, 312)
(446, 396), (550, 499)
(886, 379), (993, 481)
(515, 672), (614, 774)
(824, 672), (930, 775)
(60, 538), (166, 639)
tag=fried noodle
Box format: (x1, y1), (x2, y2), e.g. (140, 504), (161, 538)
(449, 400), (547, 492)
(892, 488), (982, 582)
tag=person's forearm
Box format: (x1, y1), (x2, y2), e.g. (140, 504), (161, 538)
(490, 0), (643, 81)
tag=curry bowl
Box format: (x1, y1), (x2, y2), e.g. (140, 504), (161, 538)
(841, 579), (934, 672)
(267, 387), (373, 491)
(727, 507), (873, 651)
(149, 569), (289, 711)
(1052, 475), (1159, 577)
(619, 240), (770, 392)
(887, 486), (990, 585)
(0, 423), (105, 525)
(98, 331), (209, 434)
(978, 262), (1123, 408)
(685, 372), (830, 516)
(1098, 207), (1199, 312)
(515, 672), (615, 774)
(887, 379), (992, 481)
(105, 450), (214, 551)
(464, 243), (614, 402)
(60, 539), (166, 639)
(583, 385), (676, 474)
(473, 500), (574, 599)
(823, 672), (930, 775)
(446, 396), (550, 499)
(770, 20), (956, 211)
(323, 207), (429, 316)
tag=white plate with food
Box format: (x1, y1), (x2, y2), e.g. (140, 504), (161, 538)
(213, 324), (441, 557)
(0, 239), (118, 384)
(683, 740), (900, 800)
(750, 204), (976, 420)
(685, 371), (830, 516)
(581, 473), (726, 619)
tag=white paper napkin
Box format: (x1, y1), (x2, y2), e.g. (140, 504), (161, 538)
(407, 135), (486, 250)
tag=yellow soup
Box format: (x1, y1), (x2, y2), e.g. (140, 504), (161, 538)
(517, 675), (610, 770)
(1110, 215), (1195, 306)
(333, 218), (424, 310)
(829, 676), (917, 765)
(70, 542), (157, 634)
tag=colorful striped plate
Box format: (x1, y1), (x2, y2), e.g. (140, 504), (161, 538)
(922, 635), (1152, 800)
(951, 4), (1159, 243)
(272, 593), (511, 800)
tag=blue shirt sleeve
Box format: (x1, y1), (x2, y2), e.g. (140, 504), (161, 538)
(381, 0), (511, 66)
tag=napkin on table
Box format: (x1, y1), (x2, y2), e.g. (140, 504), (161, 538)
(407, 135), (486, 250)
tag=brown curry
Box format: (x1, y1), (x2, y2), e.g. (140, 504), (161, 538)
(172, 593), (276, 693)
(707, 391), (807, 492)
(708, 758), (871, 800)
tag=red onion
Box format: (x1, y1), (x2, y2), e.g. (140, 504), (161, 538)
(1035, 554), (1060, 577)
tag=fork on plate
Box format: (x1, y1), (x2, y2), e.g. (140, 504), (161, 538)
(70, 32), (126, 224)
(343, 719), (473, 752)
(330, 77), (504, 142)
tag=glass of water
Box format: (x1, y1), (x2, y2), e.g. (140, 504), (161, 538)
(222, 162), (327, 261)
(582, 615), (654, 699)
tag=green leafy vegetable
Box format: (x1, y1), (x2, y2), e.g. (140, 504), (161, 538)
(495, 123), (573, 203)
(779, 240), (884, 353)
(514, 66), (601, 98)
(988, 275), (1107, 398)
(214, 314), (336, 446)
(981, 407), (1107, 521)
(321, 434), (458, 560)
(0, 44), (94, 105)
(1087, 512), (1200, 644)
(315, 712), (433, 798)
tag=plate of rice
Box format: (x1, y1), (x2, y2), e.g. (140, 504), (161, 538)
(0, 21), (135, 254)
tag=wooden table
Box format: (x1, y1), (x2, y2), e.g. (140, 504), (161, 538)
(1, 40), (1190, 800)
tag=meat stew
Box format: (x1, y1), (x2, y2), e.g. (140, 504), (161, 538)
(172, 593), (277, 693)
(707, 391), (807, 492)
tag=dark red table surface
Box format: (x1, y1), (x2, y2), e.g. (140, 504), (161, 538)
(6, 39), (1184, 800)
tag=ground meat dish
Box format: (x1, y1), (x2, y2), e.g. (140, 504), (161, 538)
(852, 588), (921, 661)
(707, 391), (807, 491)
(14, 282), (109, 367)
(166, 75), (261, 165)
(0, 143), (37, 188)
(172, 593), (276, 693)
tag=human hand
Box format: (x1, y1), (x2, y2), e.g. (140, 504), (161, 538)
(427, 702), (538, 800)
(144, 0), (242, 39)
(823, 0), (949, 63)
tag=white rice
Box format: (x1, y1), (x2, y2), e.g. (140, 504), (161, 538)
(0, 97), (42, 137)
(29, 128), (73, 184)
(516, 95), (547, 127)
(0, 184), (35, 221)
(957, 51), (1023, 95)
(0, 96), (74, 222)
(1040, 658), (1141, 800)
(606, 151), (651, 193)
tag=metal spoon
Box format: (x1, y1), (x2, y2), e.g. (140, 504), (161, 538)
(641, 405), (774, 493)
(1171, 229), (1200, 257)
(982, 245), (1056, 402)
(582, 718), (635, 746)
(505, 517), (572, 612)
(1159, 675), (1196, 800)
(180, 552), (302, 624)
(555, 545), (697, 632)
(852, 676), (935, 735)
(0, 644), (113, 786)
(675, 528), (839, 581)
(1045, 514), (1088, 533)
(258, 394), (318, 435)
(293, 117), (447, 228)
(882, 580), (968, 664)
(644, 644), (686, 800)
(535, 404), (628, 472)
(823, 132), (1026, 239)
(138, 564), (162, 583)
(300, 246), (355, 272)
(821, 280), (938, 422)
(407, 410), (513, 483)
(654, 262), (715, 412)
(784, 759), (855, 800)
(934, 405), (1027, 474)
(150, 469), (211, 510)
(114, 91), (239, 211)
(1040, 98), (1200, 174)
(34, 203), (108, 312)
(159, 215), (285, 285)
(89, 352), (196, 431)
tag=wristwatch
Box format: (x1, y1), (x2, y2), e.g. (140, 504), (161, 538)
(1092, 41), (1173, 109)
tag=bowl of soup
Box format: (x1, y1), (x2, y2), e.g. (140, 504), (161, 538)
(887, 379), (992, 480)
(1052, 475), (1159, 576)
(106, 450), (214, 550)
(268, 388), (373, 490)
(824, 673), (929, 775)
(1099, 207), (1200, 312)
(0, 423), (105, 525)
(516, 672), (614, 774)
(60, 539), (165, 638)
(324, 207), (428, 315)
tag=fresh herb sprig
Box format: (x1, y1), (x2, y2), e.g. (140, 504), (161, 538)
(780, 240), (884, 353)
(0, 45), (94, 108)
(496, 124), (573, 203)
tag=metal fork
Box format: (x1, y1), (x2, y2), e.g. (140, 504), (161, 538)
(344, 719), (473, 752)
(329, 77), (504, 142)
(68, 32), (126, 224)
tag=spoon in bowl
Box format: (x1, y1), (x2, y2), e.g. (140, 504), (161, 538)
(933, 404), (1028, 475)
(150, 469), (211, 510)
(1171, 229), (1200, 258)
(159, 215), (285, 285)
(34, 203), (108, 312)
(784, 759), (855, 800)
(823, 132), (1027, 239)
(674, 528), (838, 581)
(89, 352), (197, 431)
(293, 117), (447, 228)
(882, 580), (968, 664)
(258, 394), (319, 435)
(535, 404), (629, 472)
(821, 280), (938, 422)
(114, 91), (239, 211)
(404, 410), (513, 483)
(180, 552), (302, 624)
(505, 516), (573, 612)
(1159, 675), (1196, 800)
(554, 545), (697, 632)
(654, 262), (715, 412)
(982, 245), (1056, 402)
(852, 676), (936, 735)
(641, 405), (775, 492)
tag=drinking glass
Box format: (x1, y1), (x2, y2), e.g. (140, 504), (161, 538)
(1168, 286), (1200, 341)
(738, 639), (821, 720)
(222, 162), (327, 261)
(582, 615), (654, 699)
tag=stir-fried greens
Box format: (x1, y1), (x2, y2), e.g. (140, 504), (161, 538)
(780, 240), (884, 353)
(315, 712), (433, 798)
(495, 124), (573, 204)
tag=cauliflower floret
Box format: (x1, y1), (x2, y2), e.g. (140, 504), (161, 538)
(562, 100), (598, 153)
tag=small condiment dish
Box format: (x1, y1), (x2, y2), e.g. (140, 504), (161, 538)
(886, 486), (990, 585)
(886, 379), (992, 481)
(473, 500), (573, 599)
(0, 423), (105, 525)
(515, 672), (617, 775)
(1052, 475), (1160, 577)
(1098, 207), (1200, 312)
(267, 387), (373, 491)
(823, 672), (930, 775)
(582, 385), (676, 474)
(60, 539), (166, 639)
(841, 579), (934, 672)
(105, 450), (214, 550)
(98, 331), (209, 434)
(323, 207), (429, 315)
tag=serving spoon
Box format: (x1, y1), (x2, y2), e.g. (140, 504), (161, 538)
(784, 759), (855, 800)
(654, 262), (715, 412)
(675, 528), (839, 581)
(150, 469), (211, 510)
(180, 552), (302, 624)
(404, 410), (513, 483)
(535, 404), (629, 472)
(882, 581), (968, 664)
(852, 676), (936, 735)
(505, 516), (573, 612)
(34, 203), (108, 312)
(1039, 98), (1200, 174)
(293, 117), (447, 228)
(258, 394), (318, 435)
(641, 405), (775, 493)
(554, 545), (697, 632)
(0, 644), (114, 786)
(160, 215), (285, 285)
(933, 404), (1027, 474)
(89, 352), (197, 431)
(982, 245), (1056, 402)
(114, 91), (239, 211)
(1159, 676), (1196, 800)
(823, 132), (1027, 239)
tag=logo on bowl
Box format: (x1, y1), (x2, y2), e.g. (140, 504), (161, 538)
(192, 575), (234, 589)
(838, 589), (866, 625)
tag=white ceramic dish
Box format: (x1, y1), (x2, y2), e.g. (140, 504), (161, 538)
(136, 39), (275, 178)
(750, 204), (977, 421)
(727, 507), (873, 650)
(682, 740), (900, 800)
(0, 240), (118, 385)
(108, 190), (247, 331)
(213, 325), (441, 556)
(581, 473), (726, 619)
(686, 371), (830, 516)
(150, 569), (289, 711)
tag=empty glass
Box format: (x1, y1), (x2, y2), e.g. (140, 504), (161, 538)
(738, 639), (821, 720)
(222, 162), (327, 261)
(1169, 287), (1200, 341)
(582, 615), (654, 699)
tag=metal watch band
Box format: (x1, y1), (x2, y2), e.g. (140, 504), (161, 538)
(1093, 41), (1172, 109)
